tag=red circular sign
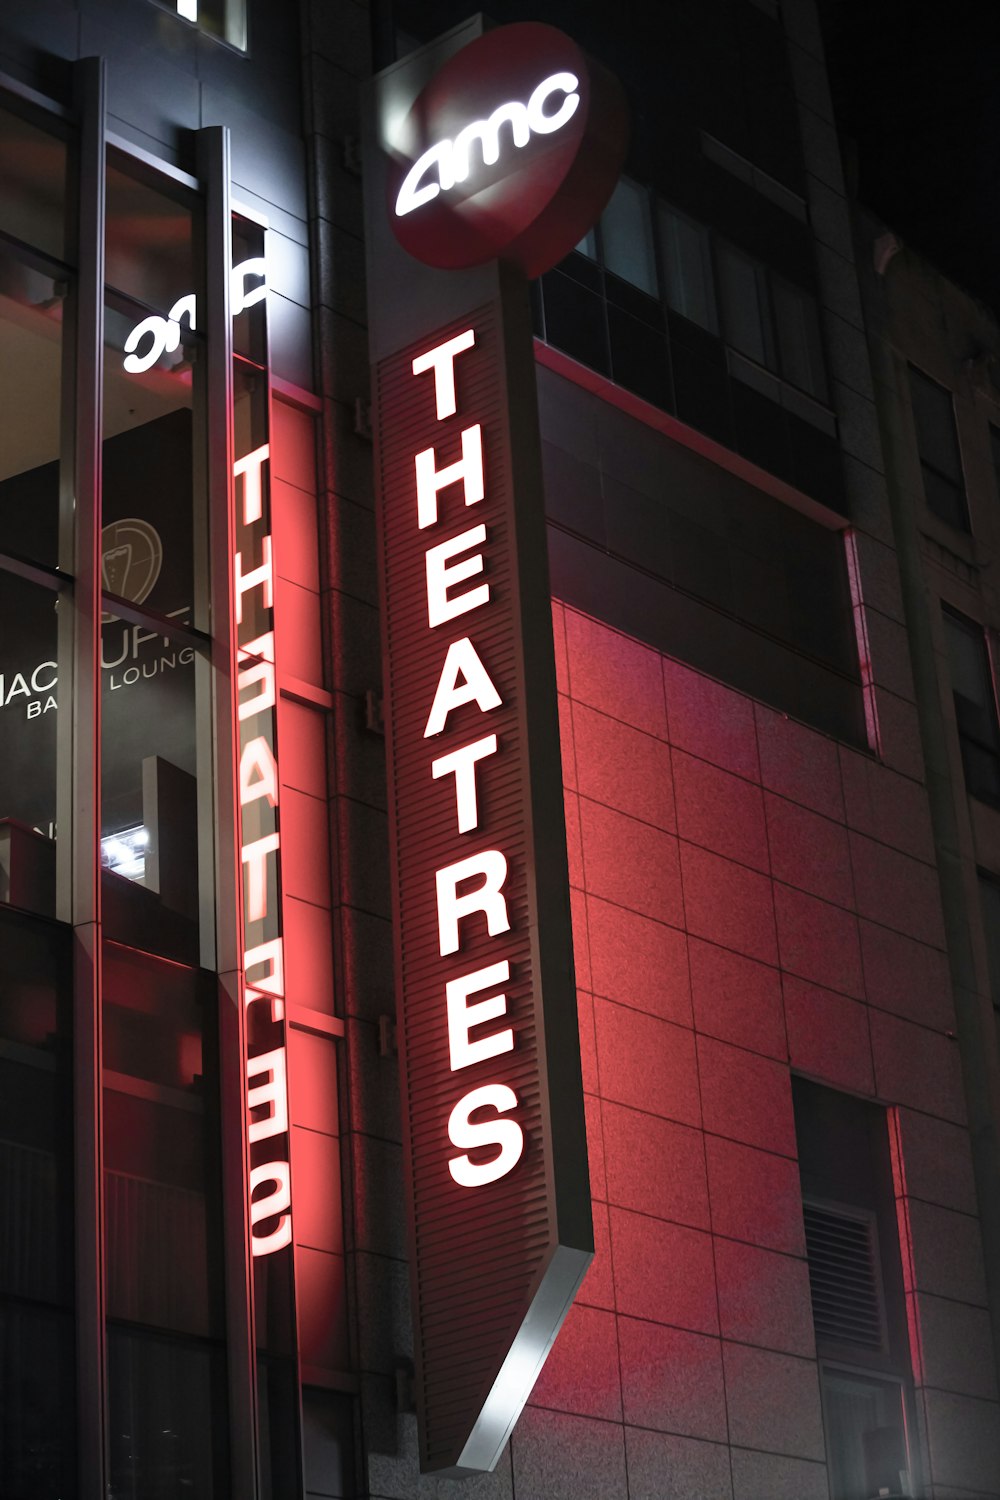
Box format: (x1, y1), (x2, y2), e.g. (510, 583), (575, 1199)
(387, 23), (628, 279)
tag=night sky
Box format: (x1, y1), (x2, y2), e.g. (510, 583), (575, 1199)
(819, 2), (1000, 311)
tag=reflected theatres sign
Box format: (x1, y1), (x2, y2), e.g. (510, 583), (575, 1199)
(122, 257), (266, 373)
(232, 440), (293, 1257)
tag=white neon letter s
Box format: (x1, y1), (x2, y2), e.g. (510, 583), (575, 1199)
(448, 1084), (523, 1187)
(526, 72), (580, 135)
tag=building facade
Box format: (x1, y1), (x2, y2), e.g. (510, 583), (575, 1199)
(0, 1), (997, 1498)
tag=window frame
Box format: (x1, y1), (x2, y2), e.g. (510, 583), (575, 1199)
(941, 602), (1000, 807)
(907, 362), (970, 532)
(564, 173), (833, 412)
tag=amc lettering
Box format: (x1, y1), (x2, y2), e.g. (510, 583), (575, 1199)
(394, 72), (580, 218)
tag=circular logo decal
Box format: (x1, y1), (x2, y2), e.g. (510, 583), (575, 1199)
(101, 518), (163, 624)
(387, 23), (628, 279)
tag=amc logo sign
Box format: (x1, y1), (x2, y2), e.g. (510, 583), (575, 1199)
(387, 22), (627, 278)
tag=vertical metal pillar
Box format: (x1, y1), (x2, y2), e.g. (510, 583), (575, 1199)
(69, 53), (107, 1500)
(198, 123), (260, 1499)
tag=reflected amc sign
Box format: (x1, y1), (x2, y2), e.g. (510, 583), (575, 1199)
(369, 19), (624, 1476)
(387, 21), (626, 277)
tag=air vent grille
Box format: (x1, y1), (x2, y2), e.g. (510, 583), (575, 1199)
(803, 1200), (886, 1353)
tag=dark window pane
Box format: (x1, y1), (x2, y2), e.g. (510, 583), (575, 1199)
(908, 366), (968, 530)
(258, 1355), (302, 1499)
(909, 366), (963, 482)
(789, 412), (847, 516)
(604, 268), (664, 327)
(600, 177), (657, 297)
(540, 271), (609, 376)
(823, 1367), (909, 1500)
(942, 606), (1000, 803)
(0, 907), (74, 1498)
(990, 424), (1000, 501)
(921, 465), (968, 531)
(772, 274), (828, 401)
(0, 573), (59, 916)
(659, 201), (718, 335)
(556, 248), (602, 294)
(0, 1303), (75, 1499)
(108, 1328), (228, 1499)
(671, 340), (733, 447)
(608, 304), (671, 410)
(0, 247), (65, 569)
(979, 873), (1000, 1007)
(103, 944), (222, 1337)
(0, 106), (68, 262)
(106, 165), (195, 316)
(717, 239), (774, 369)
(731, 377), (792, 481)
(574, 225), (598, 261)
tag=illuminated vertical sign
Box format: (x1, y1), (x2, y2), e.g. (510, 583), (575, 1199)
(232, 439), (292, 1256)
(373, 299), (591, 1475)
(365, 17), (624, 1474)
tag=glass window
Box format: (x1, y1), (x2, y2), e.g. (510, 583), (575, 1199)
(978, 871), (1000, 1008)
(942, 605), (1000, 804)
(658, 202), (717, 335)
(0, 907), (75, 1497)
(716, 239), (775, 369)
(600, 178), (657, 298)
(794, 1079), (915, 1500)
(0, 104), (69, 263)
(574, 226), (598, 261)
(103, 941), (228, 1496)
(908, 366), (968, 530)
(108, 1328), (228, 1498)
(0, 573), (59, 915)
(156, 0), (247, 51)
(106, 164), (196, 319)
(772, 274), (828, 402)
(0, 249), (65, 570)
(102, 165), (206, 962)
(821, 1368), (910, 1500)
(990, 424), (1000, 504)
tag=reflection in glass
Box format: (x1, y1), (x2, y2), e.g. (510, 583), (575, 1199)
(105, 165), (195, 317)
(108, 1327), (227, 1499)
(102, 287), (201, 959)
(0, 105), (68, 262)
(0, 572), (59, 916)
(103, 941), (228, 1494)
(0, 247), (64, 568)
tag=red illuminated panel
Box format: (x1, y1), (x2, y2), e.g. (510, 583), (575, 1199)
(374, 302), (592, 1474)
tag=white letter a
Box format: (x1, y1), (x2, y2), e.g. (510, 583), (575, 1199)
(424, 637), (502, 738)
